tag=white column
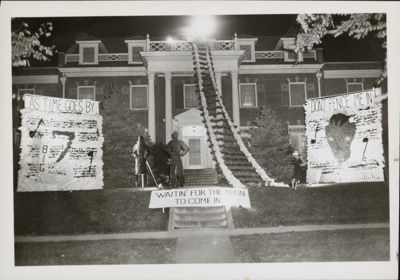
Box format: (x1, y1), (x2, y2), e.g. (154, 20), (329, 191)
(147, 72), (156, 142)
(164, 72), (172, 143)
(215, 72), (222, 97)
(316, 70), (322, 97)
(231, 70), (240, 127)
(60, 75), (66, 98)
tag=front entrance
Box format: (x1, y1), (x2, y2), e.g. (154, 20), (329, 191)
(174, 108), (214, 170)
(182, 125), (208, 169)
(187, 138), (202, 168)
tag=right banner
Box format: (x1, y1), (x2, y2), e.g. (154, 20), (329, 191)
(305, 88), (385, 184)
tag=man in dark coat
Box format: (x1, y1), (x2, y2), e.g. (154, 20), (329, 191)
(166, 131), (189, 188)
(132, 135), (152, 188)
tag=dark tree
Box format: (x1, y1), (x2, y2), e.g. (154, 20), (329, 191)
(101, 82), (150, 188)
(248, 106), (295, 183)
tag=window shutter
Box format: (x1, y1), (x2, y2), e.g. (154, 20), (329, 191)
(306, 82), (316, 98)
(121, 85), (130, 94)
(68, 87), (77, 99)
(281, 83), (289, 106)
(175, 83), (184, 109)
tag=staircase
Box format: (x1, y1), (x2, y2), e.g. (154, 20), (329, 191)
(184, 168), (218, 185)
(168, 206), (233, 230)
(191, 42), (281, 188)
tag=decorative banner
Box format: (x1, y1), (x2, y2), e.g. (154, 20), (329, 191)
(149, 187), (251, 208)
(18, 94), (104, 192)
(305, 88), (385, 184)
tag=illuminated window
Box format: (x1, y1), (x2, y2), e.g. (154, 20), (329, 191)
(130, 85), (148, 110)
(184, 84), (199, 108)
(239, 83), (257, 107)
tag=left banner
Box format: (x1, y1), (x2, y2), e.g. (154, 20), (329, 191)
(17, 94), (104, 192)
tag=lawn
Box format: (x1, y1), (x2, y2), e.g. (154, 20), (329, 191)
(15, 238), (176, 265)
(230, 228), (390, 262)
(231, 182), (389, 228)
(14, 189), (168, 235)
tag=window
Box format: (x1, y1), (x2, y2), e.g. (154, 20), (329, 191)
(130, 85), (148, 110)
(77, 86), (96, 100)
(347, 82), (364, 93)
(184, 84), (199, 108)
(239, 44), (252, 61)
(289, 82), (307, 107)
(238, 42), (255, 62)
(78, 42), (99, 65)
(288, 125), (306, 157)
(125, 40), (146, 64)
(130, 46), (144, 64)
(239, 83), (257, 107)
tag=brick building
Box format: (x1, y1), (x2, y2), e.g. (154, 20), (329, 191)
(12, 32), (385, 172)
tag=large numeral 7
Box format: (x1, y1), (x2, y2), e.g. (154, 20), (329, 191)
(52, 131), (75, 163)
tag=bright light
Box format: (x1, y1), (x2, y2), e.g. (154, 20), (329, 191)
(166, 36), (175, 43)
(189, 15), (217, 41)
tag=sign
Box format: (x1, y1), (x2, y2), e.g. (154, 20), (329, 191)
(305, 88), (385, 184)
(18, 94), (104, 192)
(149, 187), (251, 208)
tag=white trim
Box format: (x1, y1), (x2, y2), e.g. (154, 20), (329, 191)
(59, 67), (146, 77)
(183, 84), (198, 109)
(78, 43), (99, 65)
(289, 82), (307, 108)
(77, 85), (96, 101)
(13, 75), (59, 84)
(130, 85), (148, 111)
(323, 69), (382, 79)
(76, 40), (101, 44)
(17, 88), (35, 95)
(346, 82), (364, 93)
(239, 83), (258, 108)
(239, 64), (324, 74)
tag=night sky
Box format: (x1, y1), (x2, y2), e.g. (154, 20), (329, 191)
(14, 15), (297, 51)
(13, 14), (384, 65)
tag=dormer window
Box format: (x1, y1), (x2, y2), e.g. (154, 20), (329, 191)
(236, 37), (257, 62)
(125, 40), (146, 64)
(77, 41), (100, 65)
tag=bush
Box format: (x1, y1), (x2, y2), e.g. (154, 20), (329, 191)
(248, 106), (295, 183)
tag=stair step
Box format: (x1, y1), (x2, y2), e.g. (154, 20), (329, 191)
(175, 213), (227, 222)
(174, 219), (228, 228)
(175, 206), (226, 214)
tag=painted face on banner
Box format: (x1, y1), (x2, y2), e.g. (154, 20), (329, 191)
(325, 114), (356, 163)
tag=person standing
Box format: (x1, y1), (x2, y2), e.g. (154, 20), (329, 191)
(166, 131), (189, 188)
(132, 135), (152, 188)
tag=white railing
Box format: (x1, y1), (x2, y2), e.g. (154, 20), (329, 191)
(149, 41), (193, 52)
(98, 53), (129, 62)
(65, 54), (79, 63)
(209, 40), (235, 51)
(255, 51), (285, 59)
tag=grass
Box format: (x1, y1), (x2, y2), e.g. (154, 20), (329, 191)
(14, 189), (168, 235)
(231, 182), (389, 228)
(15, 238), (177, 265)
(230, 228), (390, 262)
